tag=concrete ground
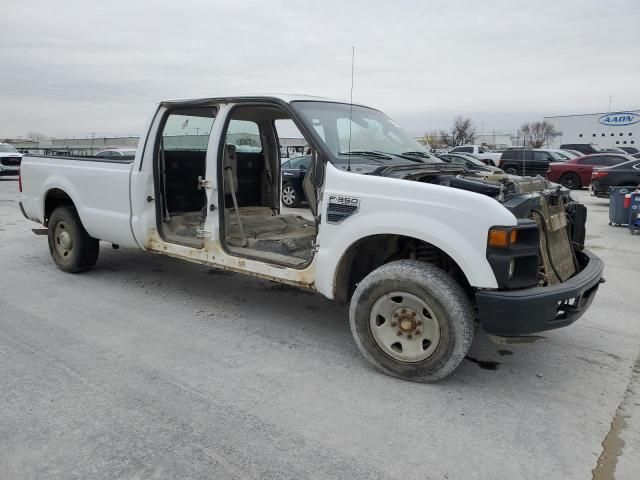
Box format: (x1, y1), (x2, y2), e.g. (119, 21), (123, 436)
(1, 177), (639, 480)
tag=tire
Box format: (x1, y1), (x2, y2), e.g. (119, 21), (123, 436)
(504, 166), (519, 175)
(349, 260), (474, 382)
(559, 172), (581, 190)
(47, 206), (99, 273)
(281, 183), (301, 208)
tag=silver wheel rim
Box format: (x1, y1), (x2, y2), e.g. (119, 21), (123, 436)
(282, 185), (296, 206)
(369, 291), (441, 363)
(54, 221), (73, 259)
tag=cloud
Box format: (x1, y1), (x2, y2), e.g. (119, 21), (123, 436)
(1, 0), (638, 137)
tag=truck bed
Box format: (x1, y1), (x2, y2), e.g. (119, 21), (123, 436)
(19, 155), (138, 247)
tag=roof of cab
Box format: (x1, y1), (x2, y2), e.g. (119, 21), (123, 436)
(160, 93), (366, 107)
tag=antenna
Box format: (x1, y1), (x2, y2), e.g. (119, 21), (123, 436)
(347, 46), (355, 172)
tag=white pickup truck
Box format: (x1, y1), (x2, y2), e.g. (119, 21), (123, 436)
(449, 145), (502, 166)
(19, 94), (604, 382)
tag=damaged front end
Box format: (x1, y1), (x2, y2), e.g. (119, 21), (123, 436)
(373, 165), (604, 336)
(373, 165), (588, 288)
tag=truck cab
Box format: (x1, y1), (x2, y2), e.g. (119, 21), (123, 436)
(19, 95), (604, 382)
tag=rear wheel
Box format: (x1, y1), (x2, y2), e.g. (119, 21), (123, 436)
(504, 166), (519, 175)
(47, 206), (99, 273)
(281, 183), (301, 208)
(349, 260), (474, 382)
(559, 172), (581, 189)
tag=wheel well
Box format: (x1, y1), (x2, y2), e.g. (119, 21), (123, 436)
(44, 188), (74, 226)
(333, 234), (471, 303)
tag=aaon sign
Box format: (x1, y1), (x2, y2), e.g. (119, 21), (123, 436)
(598, 111), (640, 127)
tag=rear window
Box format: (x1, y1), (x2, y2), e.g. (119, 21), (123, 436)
(452, 146), (473, 153)
(226, 119), (262, 152)
(162, 109), (216, 151)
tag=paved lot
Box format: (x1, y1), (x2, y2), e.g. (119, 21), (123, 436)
(1, 177), (639, 480)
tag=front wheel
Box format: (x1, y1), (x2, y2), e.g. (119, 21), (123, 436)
(349, 260), (474, 382)
(47, 206), (99, 273)
(504, 166), (519, 175)
(281, 183), (301, 208)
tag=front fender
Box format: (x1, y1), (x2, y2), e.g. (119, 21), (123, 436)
(313, 163), (517, 299)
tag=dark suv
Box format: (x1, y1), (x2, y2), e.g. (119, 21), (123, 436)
(499, 149), (555, 176)
(560, 143), (599, 155)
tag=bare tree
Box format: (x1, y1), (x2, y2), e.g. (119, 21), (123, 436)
(520, 121), (558, 148)
(439, 116), (476, 147)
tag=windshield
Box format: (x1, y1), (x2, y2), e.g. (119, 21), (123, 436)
(291, 101), (438, 164)
(0, 144), (19, 153)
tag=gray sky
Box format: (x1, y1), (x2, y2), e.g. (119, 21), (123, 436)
(1, 0), (639, 139)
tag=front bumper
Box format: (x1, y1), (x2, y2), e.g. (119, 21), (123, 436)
(476, 249), (604, 336)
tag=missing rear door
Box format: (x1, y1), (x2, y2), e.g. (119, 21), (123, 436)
(155, 106), (216, 248)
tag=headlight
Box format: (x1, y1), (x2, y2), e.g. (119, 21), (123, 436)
(486, 221), (540, 289)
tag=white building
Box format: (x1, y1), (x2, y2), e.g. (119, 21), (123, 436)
(544, 110), (640, 149)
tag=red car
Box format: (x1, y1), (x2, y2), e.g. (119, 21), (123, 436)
(546, 153), (629, 189)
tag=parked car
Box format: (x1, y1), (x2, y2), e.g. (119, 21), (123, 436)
(546, 154), (629, 189)
(0, 143), (23, 176)
(499, 149), (555, 176)
(281, 155), (310, 207)
(437, 153), (503, 174)
(591, 157), (640, 197)
(448, 145), (501, 166)
(19, 94), (603, 382)
(95, 148), (137, 159)
(560, 144), (600, 155)
(619, 146), (639, 155)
